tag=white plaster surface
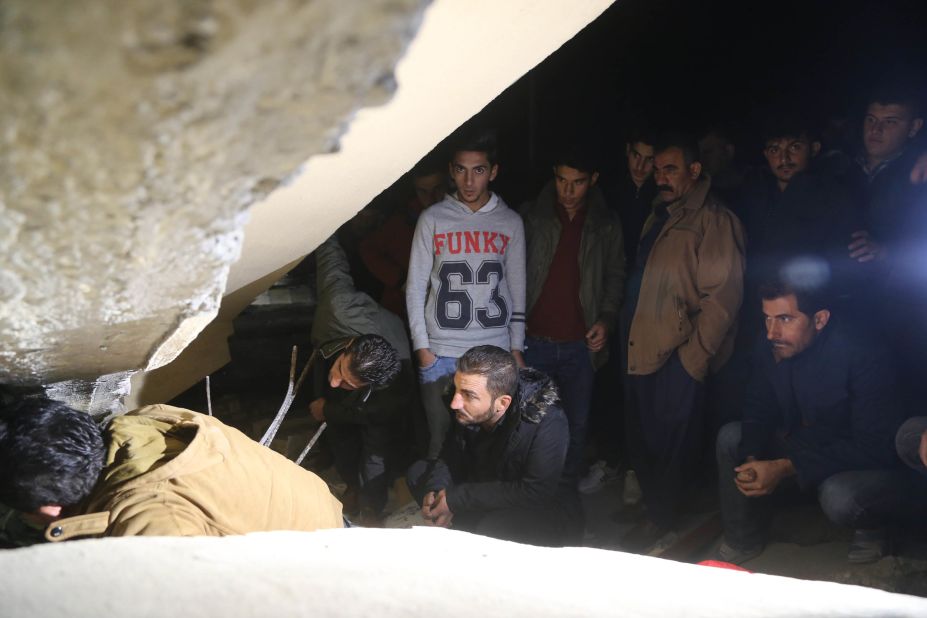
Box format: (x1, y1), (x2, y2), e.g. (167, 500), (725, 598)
(2, 527), (925, 617)
(130, 0), (615, 407)
(0, 0), (426, 398)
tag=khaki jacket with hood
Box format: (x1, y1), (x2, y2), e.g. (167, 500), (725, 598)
(45, 405), (343, 542)
(627, 177), (746, 381)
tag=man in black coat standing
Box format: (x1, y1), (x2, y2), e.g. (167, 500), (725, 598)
(406, 345), (577, 546)
(716, 277), (908, 565)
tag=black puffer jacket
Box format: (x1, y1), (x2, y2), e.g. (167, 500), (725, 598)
(419, 367), (569, 514)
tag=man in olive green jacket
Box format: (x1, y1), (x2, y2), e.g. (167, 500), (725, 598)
(521, 148), (626, 485)
(0, 401), (344, 542)
(620, 133), (745, 552)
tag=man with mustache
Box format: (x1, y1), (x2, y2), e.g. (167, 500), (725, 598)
(738, 115), (871, 338)
(716, 277), (911, 565)
(619, 133), (745, 552)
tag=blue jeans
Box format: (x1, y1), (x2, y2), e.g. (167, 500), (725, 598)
(525, 337), (594, 485)
(717, 421), (927, 550)
(417, 355), (458, 460)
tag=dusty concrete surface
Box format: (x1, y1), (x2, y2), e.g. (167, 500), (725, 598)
(3, 528), (926, 617)
(0, 0), (427, 411)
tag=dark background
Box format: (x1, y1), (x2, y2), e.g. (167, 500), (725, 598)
(454, 0), (927, 205)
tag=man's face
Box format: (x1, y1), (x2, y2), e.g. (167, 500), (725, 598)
(449, 371), (509, 427)
(863, 102), (924, 162)
(626, 141), (655, 187)
(413, 172), (446, 209)
(763, 294), (829, 362)
(698, 132), (734, 178)
(763, 135), (820, 188)
(329, 353), (365, 391)
(450, 151), (498, 208)
(653, 147), (701, 203)
(553, 165), (598, 211)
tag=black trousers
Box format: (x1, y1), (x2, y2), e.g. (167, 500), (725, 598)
(625, 351), (705, 528)
(405, 459), (580, 547)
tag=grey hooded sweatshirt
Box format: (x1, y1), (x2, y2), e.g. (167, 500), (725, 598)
(405, 192), (526, 357)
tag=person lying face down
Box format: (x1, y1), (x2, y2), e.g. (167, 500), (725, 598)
(0, 399), (344, 542)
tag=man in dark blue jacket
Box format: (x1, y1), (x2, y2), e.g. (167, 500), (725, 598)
(406, 345), (577, 546)
(716, 276), (907, 565)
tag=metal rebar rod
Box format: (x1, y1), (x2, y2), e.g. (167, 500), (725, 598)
(294, 422), (327, 466)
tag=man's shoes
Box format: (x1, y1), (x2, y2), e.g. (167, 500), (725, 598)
(717, 540), (764, 566)
(847, 528), (889, 564)
(622, 470), (642, 507)
(619, 520), (672, 554)
(578, 460), (620, 494)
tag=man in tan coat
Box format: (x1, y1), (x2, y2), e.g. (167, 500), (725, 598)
(0, 400), (344, 542)
(619, 132), (745, 553)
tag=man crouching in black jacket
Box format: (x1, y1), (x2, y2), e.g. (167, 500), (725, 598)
(406, 345), (580, 546)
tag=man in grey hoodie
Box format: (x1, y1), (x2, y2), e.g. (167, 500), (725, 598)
(405, 129), (527, 460)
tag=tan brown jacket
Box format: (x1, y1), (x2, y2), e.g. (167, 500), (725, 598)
(628, 177), (746, 381)
(45, 405), (343, 541)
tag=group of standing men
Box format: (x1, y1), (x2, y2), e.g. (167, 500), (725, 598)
(3, 87), (927, 563)
(344, 83), (927, 560)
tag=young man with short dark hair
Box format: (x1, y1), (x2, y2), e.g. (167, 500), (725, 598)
(521, 146), (625, 486)
(310, 236), (410, 522)
(405, 129), (526, 461)
(405, 345), (575, 546)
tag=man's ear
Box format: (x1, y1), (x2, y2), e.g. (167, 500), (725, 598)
(489, 164), (499, 182)
(812, 309), (831, 331)
(590, 171), (600, 186)
(495, 394), (512, 414)
(811, 141), (822, 157)
(910, 118), (924, 139)
(689, 161), (703, 179)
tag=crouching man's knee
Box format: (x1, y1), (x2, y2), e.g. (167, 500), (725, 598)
(817, 472), (863, 528)
(716, 422), (742, 466)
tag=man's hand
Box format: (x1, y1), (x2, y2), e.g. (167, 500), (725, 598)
(910, 152), (927, 184)
(511, 350), (526, 368)
(734, 458), (795, 497)
(309, 397), (326, 422)
(919, 429), (927, 469)
(421, 489), (453, 527)
(415, 348), (437, 369)
(848, 230), (884, 263)
(585, 321), (608, 353)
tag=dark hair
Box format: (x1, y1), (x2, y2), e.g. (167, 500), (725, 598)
(760, 112), (821, 145)
(867, 83), (923, 119)
(758, 271), (831, 316)
(653, 131), (700, 166)
(626, 125), (656, 149)
(552, 144), (599, 175)
(345, 334), (401, 388)
(0, 399), (105, 512)
(449, 128), (498, 167)
(456, 345), (517, 400)
(411, 151), (447, 179)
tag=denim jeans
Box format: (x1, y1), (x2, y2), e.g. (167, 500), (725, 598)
(525, 337), (595, 485)
(717, 421), (927, 550)
(417, 355), (458, 460)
